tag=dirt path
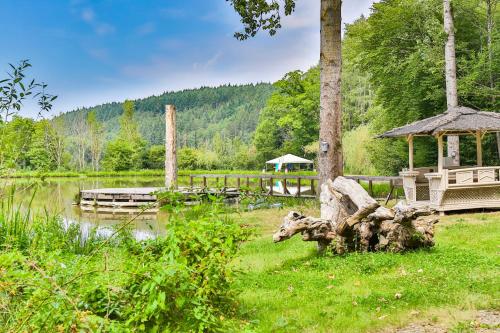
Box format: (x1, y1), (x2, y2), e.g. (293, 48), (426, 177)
(395, 310), (500, 332)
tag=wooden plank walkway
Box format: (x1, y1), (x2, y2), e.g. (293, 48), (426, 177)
(79, 174), (403, 209)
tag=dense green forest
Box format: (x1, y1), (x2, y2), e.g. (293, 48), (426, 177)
(255, 0), (499, 175)
(0, 0), (498, 175)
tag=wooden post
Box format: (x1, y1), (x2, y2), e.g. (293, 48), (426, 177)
(385, 180), (394, 205)
(311, 179), (315, 196)
(246, 177), (250, 188)
(203, 176), (207, 189)
(236, 178), (240, 192)
(368, 180), (373, 197)
(259, 178), (263, 192)
(297, 178), (302, 198)
(437, 134), (444, 171)
(224, 176), (228, 189)
(283, 178), (288, 195)
(270, 177), (274, 195)
(189, 176), (194, 188)
(408, 135), (414, 171)
(476, 131), (483, 167)
(165, 105), (177, 189)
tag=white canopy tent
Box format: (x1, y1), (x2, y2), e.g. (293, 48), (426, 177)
(265, 154), (314, 172)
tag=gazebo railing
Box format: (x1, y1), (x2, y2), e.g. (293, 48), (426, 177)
(424, 166), (500, 211)
(447, 166), (500, 187)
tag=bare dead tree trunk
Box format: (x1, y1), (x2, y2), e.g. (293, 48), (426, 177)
(319, 0), (343, 187)
(486, 0), (496, 94)
(165, 105), (177, 189)
(486, 0), (500, 157)
(72, 114), (88, 171)
(444, 0), (460, 166)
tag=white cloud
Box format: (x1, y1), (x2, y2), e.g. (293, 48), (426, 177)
(136, 22), (156, 36)
(81, 8), (95, 23)
(95, 23), (115, 36)
(160, 8), (186, 19)
(157, 38), (185, 50)
(76, 6), (115, 36)
(86, 48), (109, 61)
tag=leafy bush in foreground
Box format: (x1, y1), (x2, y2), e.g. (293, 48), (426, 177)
(0, 199), (248, 332)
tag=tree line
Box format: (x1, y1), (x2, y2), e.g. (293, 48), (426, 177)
(253, 0), (499, 175)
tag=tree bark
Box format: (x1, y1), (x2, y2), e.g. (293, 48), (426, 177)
(319, 0), (343, 187)
(273, 177), (437, 253)
(444, 0), (460, 166)
(165, 105), (177, 189)
(486, 0), (496, 95)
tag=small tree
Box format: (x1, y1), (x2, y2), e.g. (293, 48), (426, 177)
(102, 100), (146, 170)
(0, 60), (56, 170)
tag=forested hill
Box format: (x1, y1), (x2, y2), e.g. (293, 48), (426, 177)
(56, 83), (274, 147)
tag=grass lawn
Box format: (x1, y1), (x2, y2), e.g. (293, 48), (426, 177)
(233, 207), (499, 332)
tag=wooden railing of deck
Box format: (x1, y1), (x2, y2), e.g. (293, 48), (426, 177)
(188, 174), (402, 201)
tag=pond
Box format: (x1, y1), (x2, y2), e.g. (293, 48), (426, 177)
(2, 176), (169, 240)
(1, 176), (299, 240)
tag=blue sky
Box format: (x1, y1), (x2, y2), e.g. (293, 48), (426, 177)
(0, 0), (376, 118)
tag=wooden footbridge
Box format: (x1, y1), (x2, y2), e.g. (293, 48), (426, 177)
(79, 174), (402, 210)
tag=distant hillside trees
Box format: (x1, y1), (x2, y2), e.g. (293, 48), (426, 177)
(52, 83), (272, 171)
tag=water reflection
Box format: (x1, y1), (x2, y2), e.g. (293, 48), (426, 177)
(1, 176), (305, 240)
(2, 176), (168, 240)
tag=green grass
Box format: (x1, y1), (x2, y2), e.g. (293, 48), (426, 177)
(233, 209), (500, 332)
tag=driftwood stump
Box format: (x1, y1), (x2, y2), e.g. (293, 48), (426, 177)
(273, 177), (438, 253)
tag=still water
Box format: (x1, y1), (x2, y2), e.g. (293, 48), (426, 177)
(3, 176), (169, 240)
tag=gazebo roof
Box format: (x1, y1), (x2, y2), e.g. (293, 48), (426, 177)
(266, 154), (313, 164)
(378, 106), (500, 138)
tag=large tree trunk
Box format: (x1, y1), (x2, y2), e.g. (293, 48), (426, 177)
(444, 0), (460, 166)
(318, 0), (343, 187)
(273, 177), (437, 253)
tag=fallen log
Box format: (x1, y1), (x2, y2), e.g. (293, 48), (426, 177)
(273, 177), (438, 253)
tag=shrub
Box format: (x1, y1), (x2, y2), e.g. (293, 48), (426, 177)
(178, 147), (198, 169)
(0, 197), (248, 332)
(144, 145), (165, 169)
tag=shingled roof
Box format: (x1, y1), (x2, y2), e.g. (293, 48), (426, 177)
(378, 106), (500, 138)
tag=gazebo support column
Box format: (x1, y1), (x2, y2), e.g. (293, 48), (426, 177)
(400, 135), (418, 203)
(476, 131), (483, 167)
(408, 135), (414, 171)
(437, 134), (444, 171)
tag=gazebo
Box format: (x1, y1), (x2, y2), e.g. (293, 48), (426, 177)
(379, 106), (500, 213)
(265, 154), (314, 172)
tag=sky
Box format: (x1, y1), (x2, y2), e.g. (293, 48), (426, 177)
(0, 0), (377, 118)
